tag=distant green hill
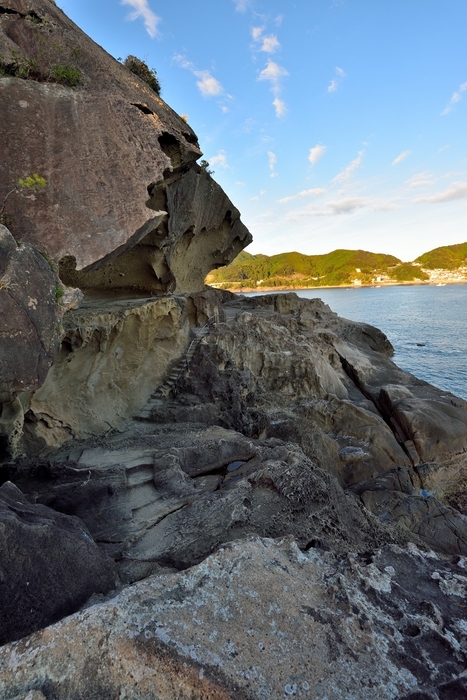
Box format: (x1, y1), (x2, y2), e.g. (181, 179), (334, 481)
(415, 242), (467, 270)
(206, 248), (420, 289)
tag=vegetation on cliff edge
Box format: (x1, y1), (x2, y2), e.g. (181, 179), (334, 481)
(415, 242), (467, 270)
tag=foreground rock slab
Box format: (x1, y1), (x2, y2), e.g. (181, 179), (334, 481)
(1, 536), (466, 699)
(0, 481), (116, 645)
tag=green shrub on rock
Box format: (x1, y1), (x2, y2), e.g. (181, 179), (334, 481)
(123, 55), (161, 95)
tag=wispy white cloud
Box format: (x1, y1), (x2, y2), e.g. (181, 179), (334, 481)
(278, 188), (325, 203)
(415, 182), (467, 203)
(267, 150), (277, 177)
(258, 59), (289, 87)
(232, 0), (251, 11)
(442, 81), (467, 115)
(173, 54), (223, 98)
(272, 97), (287, 117)
(332, 150), (364, 183)
(406, 171), (435, 188)
(121, 0), (160, 38)
(195, 70), (223, 97)
(392, 150), (412, 165)
(236, 181), (246, 186)
(251, 26), (263, 40)
(210, 151), (230, 169)
(250, 189), (266, 201)
(327, 66), (346, 93)
(284, 197), (366, 219)
(308, 144), (326, 166)
(258, 60), (289, 117)
(438, 144), (450, 152)
(261, 35), (280, 53)
(252, 27), (281, 53)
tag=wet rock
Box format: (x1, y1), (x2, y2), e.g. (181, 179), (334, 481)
(0, 536), (466, 699)
(0, 481), (116, 645)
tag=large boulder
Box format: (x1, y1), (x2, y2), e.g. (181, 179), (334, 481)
(0, 481), (116, 645)
(1, 536), (466, 699)
(0, 0), (251, 293)
(0, 0), (251, 449)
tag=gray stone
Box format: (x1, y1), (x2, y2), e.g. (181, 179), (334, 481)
(0, 481), (116, 645)
(0, 536), (466, 699)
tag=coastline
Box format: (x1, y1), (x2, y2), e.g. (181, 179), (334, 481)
(213, 279), (467, 294)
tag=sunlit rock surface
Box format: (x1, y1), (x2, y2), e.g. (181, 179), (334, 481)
(1, 536), (466, 700)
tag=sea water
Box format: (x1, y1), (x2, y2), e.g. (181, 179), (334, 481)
(249, 285), (467, 401)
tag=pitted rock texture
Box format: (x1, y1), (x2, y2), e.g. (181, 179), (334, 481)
(0, 225), (57, 402)
(0, 0), (251, 446)
(1, 536), (466, 700)
(0, 224), (60, 458)
(0, 481), (116, 645)
(11, 426), (414, 585)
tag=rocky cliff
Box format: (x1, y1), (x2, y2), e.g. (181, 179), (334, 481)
(1, 2), (467, 698)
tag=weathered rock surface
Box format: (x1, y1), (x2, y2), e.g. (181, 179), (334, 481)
(0, 0), (250, 288)
(1, 535), (467, 699)
(0, 480), (116, 645)
(11, 425), (417, 585)
(0, 0), (250, 432)
(137, 292), (467, 556)
(2, 5), (467, 694)
(0, 0), (247, 278)
(22, 295), (191, 452)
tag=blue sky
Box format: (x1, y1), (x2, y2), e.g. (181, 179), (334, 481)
(59, 0), (467, 261)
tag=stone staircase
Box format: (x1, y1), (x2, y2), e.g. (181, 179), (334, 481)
(135, 310), (227, 421)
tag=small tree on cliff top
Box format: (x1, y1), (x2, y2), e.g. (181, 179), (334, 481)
(123, 55), (161, 96)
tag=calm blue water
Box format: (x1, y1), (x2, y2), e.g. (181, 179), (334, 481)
(250, 285), (467, 400)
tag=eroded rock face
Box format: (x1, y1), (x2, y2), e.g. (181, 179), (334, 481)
(12, 426), (416, 585)
(0, 0), (251, 294)
(0, 481), (116, 645)
(0, 0), (251, 448)
(21, 295), (191, 452)
(142, 292), (467, 555)
(1, 536), (466, 700)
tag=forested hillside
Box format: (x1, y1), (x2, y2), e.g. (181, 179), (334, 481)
(206, 249), (430, 289)
(415, 242), (467, 270)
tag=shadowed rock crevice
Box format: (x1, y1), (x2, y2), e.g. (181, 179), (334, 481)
(131, 102), (153, 115)
(0, 6), (42, 22)
(158, 131), (183, 170)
